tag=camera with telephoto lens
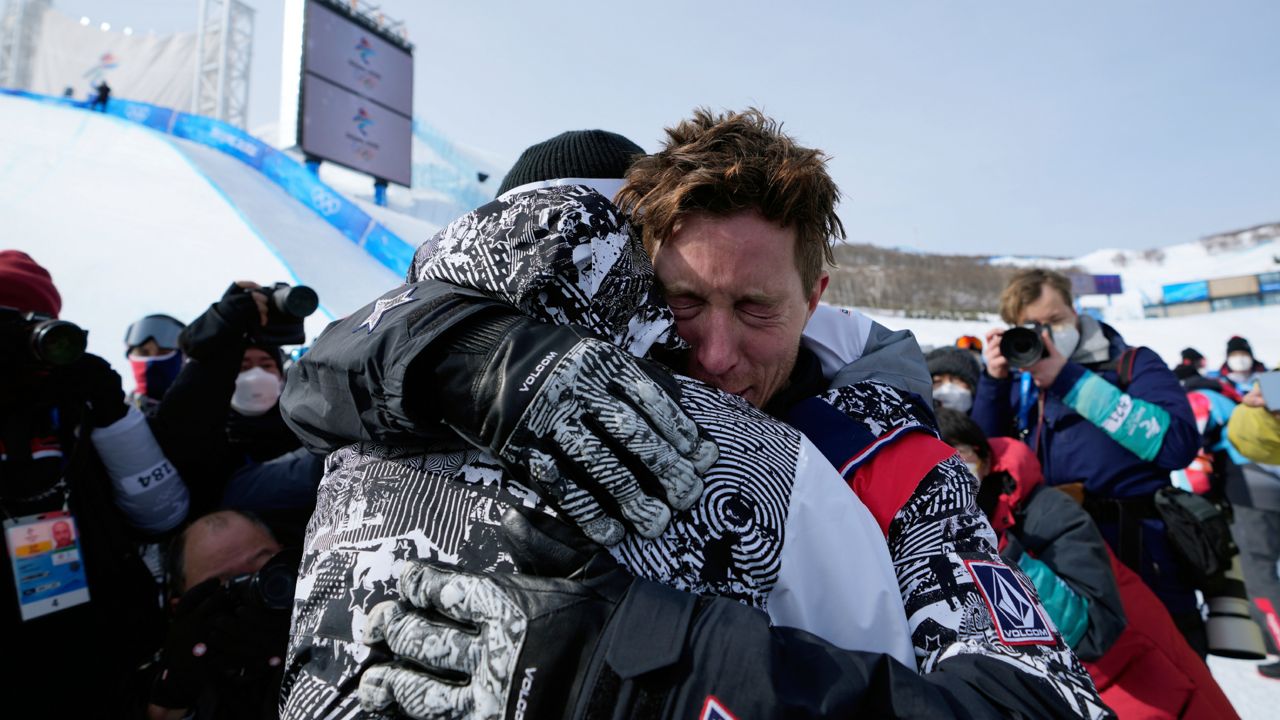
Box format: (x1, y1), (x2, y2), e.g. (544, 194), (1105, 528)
(1204, 554), (1268, 659)
(248, 283), (319, 347)
(0, 306), (87, 367)
(225, 548), (300, 611)
(1000, 323), (1048, 369)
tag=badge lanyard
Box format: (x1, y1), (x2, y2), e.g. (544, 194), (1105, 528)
(3, 501), (91, 622)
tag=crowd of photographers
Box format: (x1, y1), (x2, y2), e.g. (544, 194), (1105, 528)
(1, 252), (319, 718)
(3, 168), (1279, 717)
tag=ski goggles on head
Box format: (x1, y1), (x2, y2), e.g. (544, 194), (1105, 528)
(956, 335), (983, 351)
(124, 314), (185, 353)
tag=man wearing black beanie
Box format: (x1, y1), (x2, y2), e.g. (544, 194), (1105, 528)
(495, 129), (643, 198)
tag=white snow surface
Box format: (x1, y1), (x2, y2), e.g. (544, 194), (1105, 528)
(0, 93), (401, 381)
(992, 233), (1280, 322)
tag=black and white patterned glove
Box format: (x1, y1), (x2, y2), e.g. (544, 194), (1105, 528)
(429, 314), (718, 546)
(357, 508), (635, 720)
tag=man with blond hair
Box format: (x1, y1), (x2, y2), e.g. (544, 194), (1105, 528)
(974, 267), (1203, 653)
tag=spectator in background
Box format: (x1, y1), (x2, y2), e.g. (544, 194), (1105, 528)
(125, 313), (187, 417)
(1228, 383), (1280, 679)
(91, 80), (111, 112)
(1178, 347), (1206, 374)
(147, 510), (293, 719)
(937, 407), (1237, 718)
(0, 250), (177, 717)
(927, 345), (981, 412)
(973, 268), (1205, 654)
(1174, 345), (1243, 403)
(149, 282), (323, 520)
(1221, 336), (1267, 395)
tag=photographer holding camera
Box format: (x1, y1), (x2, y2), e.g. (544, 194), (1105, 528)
(0, 251), (186, 717)
(150, 281), (323, 518)
(972, 268), (1207, 654)
(148, 509), (295, 720)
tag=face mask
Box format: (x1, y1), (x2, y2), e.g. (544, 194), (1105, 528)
(1050, 323), (1080, 361)
(1227, 355), (1253, 373)
(128, 351), (183, 400)
(933, 382), (973, 413)
(230, 367), (282, 416)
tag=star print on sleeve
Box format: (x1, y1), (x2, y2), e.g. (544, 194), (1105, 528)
(355, 287), (419, 334)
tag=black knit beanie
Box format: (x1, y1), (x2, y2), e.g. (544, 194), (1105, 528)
(1226, 336), (1253, 357)
(1180, 347), (1204, 364)
(926, 346), (981, 392)
(496, 130), (645, 197)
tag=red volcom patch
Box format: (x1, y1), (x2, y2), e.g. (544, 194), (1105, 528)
(700, 695), (738, 720)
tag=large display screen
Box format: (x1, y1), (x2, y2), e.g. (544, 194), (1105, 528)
(297, 0), (413, 186)
(301, 74), (412, 184)
(303, 0), (413, 116)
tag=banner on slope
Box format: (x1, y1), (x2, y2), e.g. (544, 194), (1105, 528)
(27, 9), (196, 111)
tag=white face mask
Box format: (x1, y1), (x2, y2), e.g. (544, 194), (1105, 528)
(230, 367), (282, 416)
(1227, 355), (1253, 373)
(933, 382), (973, 413)
(1050, 323), (1081, 361)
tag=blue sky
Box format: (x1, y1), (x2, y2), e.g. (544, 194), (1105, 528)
(55, 0), (1280, 256)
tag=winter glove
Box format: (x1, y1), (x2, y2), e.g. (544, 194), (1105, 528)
(53, 352), (128, 427)
(357, 509), (1020, 720)
(180, 282), (264, 358)
(429, 312), (718, 546)
(151, 578), (291, 709)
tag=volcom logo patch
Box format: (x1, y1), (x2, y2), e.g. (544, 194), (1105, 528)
(964, 559), (1056, 646)
(700, 695), (739, 720)
(519, 351), (558, 392)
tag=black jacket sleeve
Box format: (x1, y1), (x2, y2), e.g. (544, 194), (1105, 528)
(148, 290), (257, 511)
(579, 579), (1102, 720)
(1014, 486), (1127, 661)
(277, 280), (506, 453)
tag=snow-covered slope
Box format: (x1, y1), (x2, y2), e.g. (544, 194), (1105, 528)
(0, 93), (400, 380)
(993, 231), (1280, 322)
(873, 304), (1280, 371)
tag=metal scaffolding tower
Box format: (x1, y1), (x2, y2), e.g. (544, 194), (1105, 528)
(192, 0), (254, 128)
(0, 0), (50, 89)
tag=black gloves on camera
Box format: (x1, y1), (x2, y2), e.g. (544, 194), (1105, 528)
(53, 352), (128, 427)
(427, 311), (717, 546)
(180, 283), (262, 359)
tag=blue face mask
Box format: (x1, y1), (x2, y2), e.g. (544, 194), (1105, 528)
(129, 351), (183, 400)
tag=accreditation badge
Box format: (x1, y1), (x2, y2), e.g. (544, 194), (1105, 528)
(4, 510), (90, 621)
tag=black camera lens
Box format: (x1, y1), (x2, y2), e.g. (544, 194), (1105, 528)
(271, 285), (319, 320)
(253, 560), (297, 610)
(1000, 326), (1046, 369)
(30, 319), (87, 366)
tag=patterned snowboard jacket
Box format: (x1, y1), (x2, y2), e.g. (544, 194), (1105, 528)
(278, 186), (1107, 719)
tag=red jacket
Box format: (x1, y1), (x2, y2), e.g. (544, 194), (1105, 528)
(988, 438), (1237, 719)
(1088, 552), (1237, 719)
